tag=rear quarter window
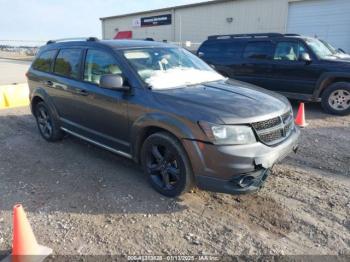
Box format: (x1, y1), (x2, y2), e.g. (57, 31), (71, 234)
(32, 50), (57, 72)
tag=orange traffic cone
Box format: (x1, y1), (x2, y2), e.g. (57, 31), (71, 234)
(11, 204), (52, 261)
(295, 103), (308, 128)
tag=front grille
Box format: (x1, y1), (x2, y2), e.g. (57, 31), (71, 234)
(259, 129), (284, 143)
(252, 117), (281, 131)
(252, 110), (294, 146)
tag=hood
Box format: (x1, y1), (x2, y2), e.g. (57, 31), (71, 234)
(321, 55), (350, 63)
(335, 53), (350, 60)
(153, 79), (291, 124)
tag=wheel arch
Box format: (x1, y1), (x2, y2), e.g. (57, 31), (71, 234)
(31, 95), (44, 114)
(30, 87), (60, 120)
(315, 73), (350, 98)
(130, 113), (197, 163)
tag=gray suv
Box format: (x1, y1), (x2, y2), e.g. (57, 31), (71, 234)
(27, 38), (300, 197)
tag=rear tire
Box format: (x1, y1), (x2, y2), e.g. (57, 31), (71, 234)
(34, 102), (63, 142)
(321, 82), (350, 115)
(141, 132), (194, 197)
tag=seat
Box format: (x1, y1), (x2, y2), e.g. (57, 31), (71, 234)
(275, 45), (297, 61)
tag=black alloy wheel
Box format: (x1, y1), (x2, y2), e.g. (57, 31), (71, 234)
(34, 102), (63, 142)
(141, 132), (194, 197)
(36, 105), (53, 139)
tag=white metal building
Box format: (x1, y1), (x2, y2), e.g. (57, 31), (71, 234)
(100, 0), (350, 52)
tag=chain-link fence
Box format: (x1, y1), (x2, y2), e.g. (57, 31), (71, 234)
(0, 40), (45, 60)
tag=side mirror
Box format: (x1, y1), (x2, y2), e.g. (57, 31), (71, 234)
(300, 53), (312, 63)
(99, 74), (129, 91)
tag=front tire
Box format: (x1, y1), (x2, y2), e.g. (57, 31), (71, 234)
(34, 101), (63, 142)
(321, 82), (350, 115)
(141, 132), (194, 197)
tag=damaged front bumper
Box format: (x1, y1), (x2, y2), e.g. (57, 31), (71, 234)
(182, 127), (300, 195)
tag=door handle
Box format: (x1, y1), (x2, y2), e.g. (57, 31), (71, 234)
(76, 89), (89, 96)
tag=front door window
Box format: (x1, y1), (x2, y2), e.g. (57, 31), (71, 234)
(84, 50), (122, 85)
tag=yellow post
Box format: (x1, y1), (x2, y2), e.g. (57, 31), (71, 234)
(0, 90), (8, 108)
(0, 84), (29, 109)
(4, 92), (10, 107)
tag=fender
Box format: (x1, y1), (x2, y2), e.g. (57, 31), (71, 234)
(314, 72), (350, 99)
(30, 87), (60, 122)
(130, 112), (200, 162)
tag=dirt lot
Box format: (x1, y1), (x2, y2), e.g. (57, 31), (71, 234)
(0, 103), (349, 257)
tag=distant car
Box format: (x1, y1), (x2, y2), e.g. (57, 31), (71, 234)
(27, 38), (299, 197)
(197, 33), (350, 115)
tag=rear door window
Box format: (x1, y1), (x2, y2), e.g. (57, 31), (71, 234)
(199, 41), (244, 59)
(220, 42), (245, 59)
(54, 49), (82, 79)
(243, 41), (274, 60)
(32, 50), (57, 72)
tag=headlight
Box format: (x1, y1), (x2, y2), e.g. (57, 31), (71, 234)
(198, 121), (256, 145)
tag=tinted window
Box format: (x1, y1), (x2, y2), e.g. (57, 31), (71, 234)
(221, 42), (245, 58)
(199, 41), (244, 59)
(243, 41), (273, 60)
(199, 42), (221, 57)
(84, 50), (122, 85)
(54, 49), (82, 79)
(32, 50), (56, 72)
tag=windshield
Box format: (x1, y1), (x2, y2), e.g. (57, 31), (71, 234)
(320, 40), (337, 54)
(123, 47), (225, 90)
(305, 38), (333, 59)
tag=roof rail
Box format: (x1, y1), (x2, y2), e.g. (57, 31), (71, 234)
(46, 37), (99, 45)
(284, 33), (300, 37)
(208, 33), (284, 40)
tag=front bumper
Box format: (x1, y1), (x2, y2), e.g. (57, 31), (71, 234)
(182, 127), (300, 195)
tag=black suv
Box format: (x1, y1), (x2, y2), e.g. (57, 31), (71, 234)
(27, 38), (299, 197)
(197, 33), (350, 115)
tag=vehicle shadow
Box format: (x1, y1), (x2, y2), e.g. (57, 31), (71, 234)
(0, 111), (187, 216)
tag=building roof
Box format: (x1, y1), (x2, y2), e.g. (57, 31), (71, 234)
(100, 0), (232, 20)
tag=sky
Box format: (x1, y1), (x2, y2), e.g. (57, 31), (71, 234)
(0, 0), (209, 43)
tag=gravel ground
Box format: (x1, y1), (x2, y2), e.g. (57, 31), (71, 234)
(0, 102), (349, 257)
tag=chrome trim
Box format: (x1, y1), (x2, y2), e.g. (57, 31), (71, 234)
(61, 127), (132, 159)
(256, 123), (285, 135)
(252, 110), (294, 146)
